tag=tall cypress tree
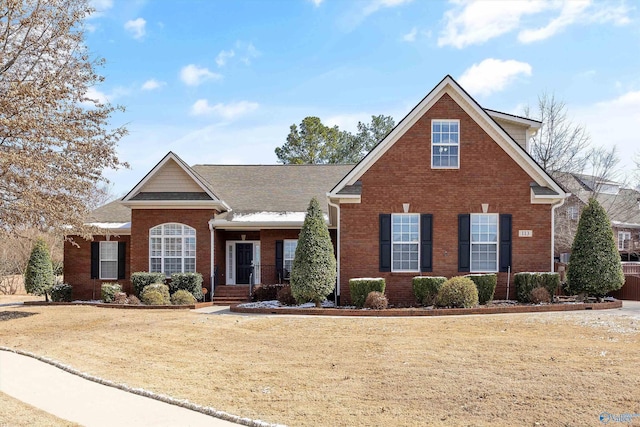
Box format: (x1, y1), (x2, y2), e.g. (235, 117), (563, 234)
(290, 197), (337, 307)
(24, 238), (55, 301)
(567, 198), (624, 297)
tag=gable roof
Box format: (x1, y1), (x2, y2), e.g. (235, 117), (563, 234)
(121, 152), (230, 210)
(328, 75), (566, 203)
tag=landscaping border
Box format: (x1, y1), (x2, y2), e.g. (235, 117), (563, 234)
(22, 301), (214, 310)
(231, 300), (622, 316)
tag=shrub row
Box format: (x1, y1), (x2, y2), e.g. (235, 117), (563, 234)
(252, 284), (287, 302)
(101, 283), (122, 303)
(514, 272), (560, 303)
(412, 277), (446, 306)
(50, 283), (72, 302)
(464, 274), (497, 305)
(131, 272), (204, 302)
(435, 276), (479, 308)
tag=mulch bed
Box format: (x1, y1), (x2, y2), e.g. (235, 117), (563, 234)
(231, 300), (623, 316)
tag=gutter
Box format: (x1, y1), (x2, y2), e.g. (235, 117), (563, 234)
(327, 197), (341, 306)
(209, 218), (215, 298)
(551, 196), (567, 272)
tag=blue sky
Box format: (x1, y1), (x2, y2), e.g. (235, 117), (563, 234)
(84, 0), (640, 197)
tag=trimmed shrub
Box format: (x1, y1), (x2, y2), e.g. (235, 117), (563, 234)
(515, 273), (560, 303)
(50, 283), (72, 302)
(171, 289), (196, 305)
(530, 287), (551, 304)
(128, 294), (141, 305)
(364, 291), (388, 310)
(290, 197), (337, 307)
(141, 283), (170, 305)
(412, 276), (446, 306)
(349, 278), (385, 308)
(101, 283), (122, 303)
(465, 274), (497, 305)
(567, 198), (624, 297)
(24, 238), (55, 301)
(252, 284), (286, 302)
(131, 272), (166, 297)
(435, 276), (479, 308)
(276, 286), (297, 306)
(169, 273), (204, 301)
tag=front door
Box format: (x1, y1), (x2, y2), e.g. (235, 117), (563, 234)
(235, 243), (253, 285)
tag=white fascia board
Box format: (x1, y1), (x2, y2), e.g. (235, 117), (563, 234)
(82, 222), (132, 235)
(612, 221), (640, 229)
(326, 193), (361, 204)
(530, 190), (571, 204)
(121, 200), (231, 210)
(486, 110), (541, 130)
(121, 152), (225, 206)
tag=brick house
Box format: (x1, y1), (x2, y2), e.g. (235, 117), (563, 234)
(554, 172), (640, 263)
(64, 75), (568, 304)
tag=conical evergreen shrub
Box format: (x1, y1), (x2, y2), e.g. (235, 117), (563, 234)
(567, 198), (624, 297)
(290, 197), (337, 307)
(24, 238), (55, 301)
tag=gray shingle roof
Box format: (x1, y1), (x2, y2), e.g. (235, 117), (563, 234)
(530, 182), (560, 196)
(191, 164), (354, 214)
(88, 200), (132, 222)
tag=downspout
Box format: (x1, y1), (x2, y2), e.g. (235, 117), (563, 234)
(209, 218), (215, 298)
(327, 198), (340, 306)
(551, 197), (566, 272)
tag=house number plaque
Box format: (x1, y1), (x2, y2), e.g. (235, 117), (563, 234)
(518, 230), (533, 237)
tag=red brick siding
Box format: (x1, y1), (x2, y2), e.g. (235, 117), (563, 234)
(63, 235), (132, 300)
(339, 94), (552, 305)
(131, 209), (215, 289)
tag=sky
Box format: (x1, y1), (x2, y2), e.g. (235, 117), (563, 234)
(83, 0), (640, 197)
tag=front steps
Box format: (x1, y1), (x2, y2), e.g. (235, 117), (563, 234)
(211, 285), (251, 306)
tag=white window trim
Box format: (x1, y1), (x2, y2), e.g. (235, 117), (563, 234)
(391, 213), (420, 273)
(567, 205), (579, 220)
(431, 119), (460, 170)
(470, 213), (499, 273)
(99, 241), (118, 280)
(149, 223), (196, 277)
(225, 241), (260, 285)
(618, 231), (631, 251)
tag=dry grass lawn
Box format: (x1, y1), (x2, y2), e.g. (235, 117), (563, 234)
(0, 306), (638, 426)
(0, 392), (79, 427)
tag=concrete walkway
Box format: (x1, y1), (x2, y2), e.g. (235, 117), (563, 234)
(0, 350), (246, 427)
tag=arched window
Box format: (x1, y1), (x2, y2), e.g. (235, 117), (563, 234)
(149, 223), (196, 276)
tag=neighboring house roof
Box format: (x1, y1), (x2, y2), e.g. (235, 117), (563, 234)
(329, 75), (566, 203)
(553, 172), (640, 228)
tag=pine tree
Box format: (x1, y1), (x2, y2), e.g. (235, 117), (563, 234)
(290, 197), (337, 307)
(567, 198), (624, 297)
(24, 239), (55, 301)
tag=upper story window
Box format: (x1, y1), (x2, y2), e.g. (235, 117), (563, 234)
(567, 205), (579, 221)
(618, 231), (631, 251)
(392, 214), (419, 272)
(149, 223), (196, 276)
(432, 120), (459, 169)
(471, 214), (498, 272)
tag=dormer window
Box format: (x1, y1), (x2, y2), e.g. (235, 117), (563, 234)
(432, 120), (459, 169)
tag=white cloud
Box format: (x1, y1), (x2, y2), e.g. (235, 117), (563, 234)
(236, 41), (261, 65)
(364, 0), (414, 16)
(179, 65), (222, 86)
(141, 79), (166, 91)
(518, 0), (631, 43)
(83, 87), (108, 105)
(572, 90), (640, 174)
(215, 49), (235, 67)
(124, 18), (146, 40)
(439, 0), (632, 48)
(458, 58), (532, 97)
(402, 27), (418, 42)
(438, 0), (549, 48)
(310, 0), (324, 6)
(190, 100), (259, 119)
(88, 0), (113, 18)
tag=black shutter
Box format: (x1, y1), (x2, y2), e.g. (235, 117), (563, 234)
(90, 242), (99, 279)
(458, 214), (470, 272)
(275, 240), (283, 276)
(499, 214), (512, 272)
(420, 214), (433, 272)
(379, 214), (391, 272)
(117, 242), (126, 280)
